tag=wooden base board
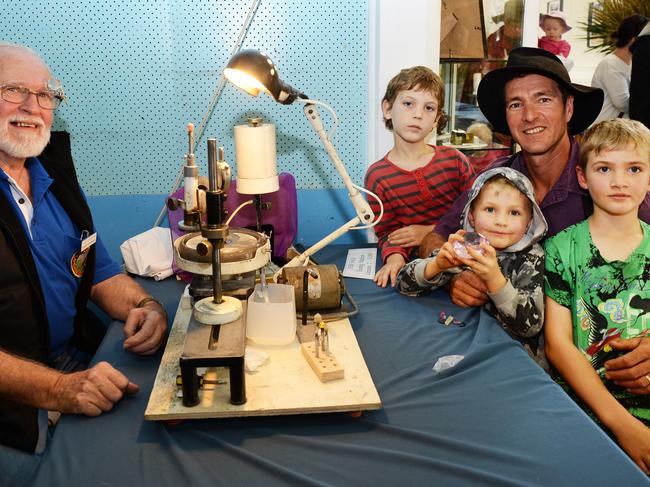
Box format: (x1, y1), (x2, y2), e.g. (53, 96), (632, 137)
(145, 295), (381, 420)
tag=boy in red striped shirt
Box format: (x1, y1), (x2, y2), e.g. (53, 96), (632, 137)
(365, 66), (475, 287)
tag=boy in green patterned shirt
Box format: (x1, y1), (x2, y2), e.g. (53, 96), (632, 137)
(544, 119), (650, 473)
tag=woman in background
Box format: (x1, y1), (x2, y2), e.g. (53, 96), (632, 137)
(591, 14), (649, 124)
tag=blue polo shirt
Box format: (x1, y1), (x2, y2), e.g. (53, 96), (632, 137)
(0, 158), (120, 358)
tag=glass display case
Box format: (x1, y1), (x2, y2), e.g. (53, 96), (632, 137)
(438, 0), (526, 167)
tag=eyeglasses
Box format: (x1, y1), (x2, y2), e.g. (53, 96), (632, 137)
(0, 83), (65, 110)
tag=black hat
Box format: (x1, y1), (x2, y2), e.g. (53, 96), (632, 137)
(477, 47), (603, 135)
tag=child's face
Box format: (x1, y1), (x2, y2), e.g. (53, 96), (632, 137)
(542, 18), (564, 41)
(469, 181), (532, 250)
(577, 145), (650, 218)
(382, 87), (439, 144)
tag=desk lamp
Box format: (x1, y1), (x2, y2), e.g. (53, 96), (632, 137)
(223, 49), (382, 273)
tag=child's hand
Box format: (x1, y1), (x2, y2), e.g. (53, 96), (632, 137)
(444, 230), (476, 266)
(447, 230), (467, 248)
(424, 241), (461, 279)
(613, 417), (650, 474)
(374, 253), (406, 288)
(388, 224), (435, 248)
(456, 242), (507, 293)
(423, 231), (463, 279)
(434, 241), (462, 271)
(423, 230), (466, 279)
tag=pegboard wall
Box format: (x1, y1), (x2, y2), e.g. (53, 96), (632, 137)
(0, 0), (368, 196)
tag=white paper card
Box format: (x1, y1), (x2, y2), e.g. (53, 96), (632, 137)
(80, 232), (97, 252)
(342, 248), (377, 280)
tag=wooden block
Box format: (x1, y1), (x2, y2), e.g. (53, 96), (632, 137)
(300, 342), (344, 382)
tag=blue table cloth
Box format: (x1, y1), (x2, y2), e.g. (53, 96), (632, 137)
(33, 245), (649, 486)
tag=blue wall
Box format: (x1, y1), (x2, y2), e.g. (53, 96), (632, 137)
(1, 0), (369, 260)
(89, 189), (368, 262)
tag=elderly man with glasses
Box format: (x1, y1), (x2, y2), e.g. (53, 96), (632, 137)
(0, 43), (167, 483)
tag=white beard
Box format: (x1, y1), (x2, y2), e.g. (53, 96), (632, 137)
(0, 117), (51, 159)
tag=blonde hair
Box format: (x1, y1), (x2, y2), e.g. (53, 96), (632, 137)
(382, 66), (447, 133)
(579, 119), (650, 170)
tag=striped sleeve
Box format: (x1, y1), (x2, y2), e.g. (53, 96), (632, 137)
(365, 160), (409, 262)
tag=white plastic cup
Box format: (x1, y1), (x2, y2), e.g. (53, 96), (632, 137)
(246, 283), (296, 345)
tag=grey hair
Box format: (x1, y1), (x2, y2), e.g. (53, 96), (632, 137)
(0, 42), (50, 73)
(0, 42), (40, 56)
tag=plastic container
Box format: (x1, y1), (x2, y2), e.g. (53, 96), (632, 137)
(246, 283), (296, 345)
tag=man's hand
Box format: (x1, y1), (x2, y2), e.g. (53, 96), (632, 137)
(388, 224), (434, 249)
(605, 337), (650, 393)
(374, 253), (406, 288)
(419, 231), (446, 258)
(123, 303), (167, 355)
(51, 361), (138, 416)
(448, 270), (489, 307)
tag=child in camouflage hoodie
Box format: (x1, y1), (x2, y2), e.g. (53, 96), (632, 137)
(396, 167), (549, 370)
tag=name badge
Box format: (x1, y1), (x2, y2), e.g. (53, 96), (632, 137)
(70, 231), (97, 277)
(81, 232), (97, 252)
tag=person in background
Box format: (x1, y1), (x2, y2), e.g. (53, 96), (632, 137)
(397, 167), (549, 371)
(544, 118), (650, 473)
(466, 122), (493, 147)
(487, 0), (524, 60)
(538, 11), (572, 59)
(365, 66), (474, 288)
(630, 21), (650, 129)
(0, 42), (167, 484)
(591, 14), (649, 124)
(458, 0), (524, 148)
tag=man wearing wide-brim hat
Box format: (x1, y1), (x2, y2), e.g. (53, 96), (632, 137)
(418, 47), (650, 367)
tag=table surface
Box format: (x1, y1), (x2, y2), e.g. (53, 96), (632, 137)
(33, 245), (650, 486)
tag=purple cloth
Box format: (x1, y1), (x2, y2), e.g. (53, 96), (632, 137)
(435, 138), (650, 243)
(224, 172), (297, 259)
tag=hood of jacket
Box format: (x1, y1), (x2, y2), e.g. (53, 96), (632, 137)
(460, 166), (548, 252)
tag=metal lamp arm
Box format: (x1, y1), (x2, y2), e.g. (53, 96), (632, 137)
(302, 104), (375, 226)
(271, 102), (378, 281)
(273, 216), (361, 280)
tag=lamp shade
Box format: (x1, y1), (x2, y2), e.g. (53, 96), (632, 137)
(224, 49), (305, 104)
(224, 50), (284, 100)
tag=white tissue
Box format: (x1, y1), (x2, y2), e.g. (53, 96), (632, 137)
(432, 355), (465, 373)
(153, 268), (174, 281)
(120, 227), (173, 279)
(245, 346), (270, 372)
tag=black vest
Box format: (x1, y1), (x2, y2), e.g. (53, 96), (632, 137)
(0, 132), (101, 452)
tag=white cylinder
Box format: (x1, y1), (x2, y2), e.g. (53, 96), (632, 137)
(234, 122), (280, 194)
(184, 175), (198, 211)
